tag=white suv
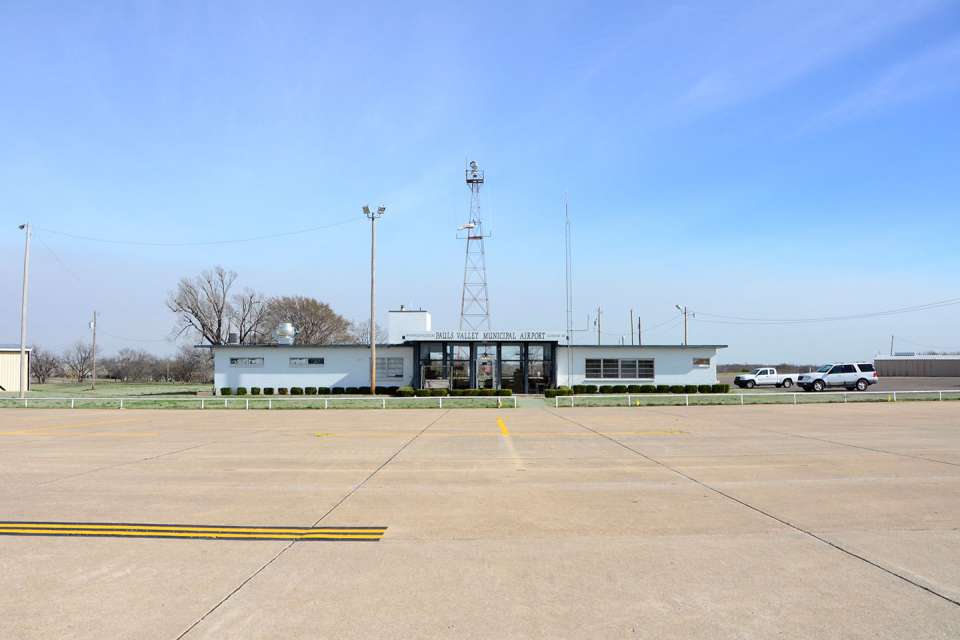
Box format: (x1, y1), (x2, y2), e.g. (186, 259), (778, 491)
(798, 363), (879, 392)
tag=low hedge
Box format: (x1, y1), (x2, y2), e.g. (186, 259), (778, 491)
(278, 388), (289, 395)
(627, 385), (642, 393)
(220, 387), (232, 396)
(497, 389), (512, 396)
(345, 387), (359, 395)
(235, 387), (247, 396)
(263, 387), (274, 395)
(317, 387), (331, 395)
(639, 385), (656, 393)
(357, 386), (372, 394)
(683, 385), (698, 394)
(396, 386), (415, 397)
(668, 385), (684, 394)
(304, 387), (317, 395)
(414, 388), (433, 397)
(250, 387), (261, 395)
(290, 387), (304, 395)
(698, 385), (712, 394)
(712, 383), (730, 393)
(656, 385), (670, 394)
(331, 387), (344, 395)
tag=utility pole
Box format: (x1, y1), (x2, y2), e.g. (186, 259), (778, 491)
(629, 309), (635, 345)
(18, 223), (31, 399)
(595, 305), (602, 345)
(363, 205), (386, 394)
(637, 317), (642, 346)
(90, 311), (97, 390)
(675, 305), (693, 346)
(890, 335), (894, 356)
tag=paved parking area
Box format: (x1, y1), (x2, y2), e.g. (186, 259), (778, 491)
(1, 404), (959, 639)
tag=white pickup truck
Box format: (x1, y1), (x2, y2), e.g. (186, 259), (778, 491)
(733, 367), (796, 389)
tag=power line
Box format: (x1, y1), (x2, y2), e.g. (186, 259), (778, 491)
(37, 216), (361, 247)
(693, 297), (960, 325)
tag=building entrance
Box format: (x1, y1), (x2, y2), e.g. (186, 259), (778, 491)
(413, 340), (556, 393)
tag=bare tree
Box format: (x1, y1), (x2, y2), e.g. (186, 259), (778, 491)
(348, 320), (387, 345)
(168, 344), (213, 383)
(167, 267), (270, 345)
(232, 289), (270, 344)
(263, 296), (352, 344)
(30, 346), (61, 384)
(62, 341), (98, 383)
(167, 266), (237, 345)
(102, 348), (160, 382)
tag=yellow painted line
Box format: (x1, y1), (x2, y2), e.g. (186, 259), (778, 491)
(497, 417), (510, 436)
(0, 528), (383, 540)
(0, 522), (385, 534)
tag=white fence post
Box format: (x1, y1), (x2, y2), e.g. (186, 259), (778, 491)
(893, 391), (897, 402)
(740, 394), (744, 406)
(793, 393), (797, 405)
(119, 399), (124, 409)
(200, 398), (205, 410)
(70, 398), (75, 409)
(245, 399), (249, 410)
(843, 393), (847, 403)
(224, 398), (228, 408)
(324, 398), (328, 410)
(940, 391), (943, 401)
(439, 397), (443, 409)
(268, 399), (272, 410)
(382, 398), (386, 409)
(555, 396), (559, 408)
(685, 394), (689, 406)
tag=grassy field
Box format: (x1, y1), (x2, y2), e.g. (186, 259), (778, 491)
(0, 394), (510, 410)
(1, 381), (211, 398)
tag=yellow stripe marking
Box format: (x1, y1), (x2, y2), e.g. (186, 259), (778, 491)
(0, 528), (382, 540)
(497, 417), (510, 436)
(0, 523), (384, 534)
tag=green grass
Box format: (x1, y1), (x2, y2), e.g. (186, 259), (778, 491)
(0, 395), (509, 410)
(2, 381), (210, 398)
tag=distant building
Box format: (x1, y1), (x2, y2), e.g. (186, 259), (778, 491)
(0, 345), (31, 393)
(874, 354), (960, 377)
(209, 309), (726, 394)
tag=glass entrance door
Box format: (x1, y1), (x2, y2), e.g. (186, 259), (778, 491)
(476, 344), (497, 389)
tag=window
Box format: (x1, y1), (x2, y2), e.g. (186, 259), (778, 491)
(289, 357), (324, 367)
(857, 364), (875, 372)
(585, 358), (654, 379)
(585, 359), (602, 378)
(693, 357), (710, 367)
(229, 357), (263, 368)
(376, 357), (404, 378)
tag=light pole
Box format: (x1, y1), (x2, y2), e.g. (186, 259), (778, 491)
(18, 223), (31, 399)
(90, 311), (97, 390)
(363, 204), (385, 395)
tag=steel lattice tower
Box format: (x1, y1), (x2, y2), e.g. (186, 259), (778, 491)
(459, 160), (491, 331)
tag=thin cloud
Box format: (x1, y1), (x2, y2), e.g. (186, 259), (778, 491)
(812, 37), (960, 127)
(677, 0), (947, 115)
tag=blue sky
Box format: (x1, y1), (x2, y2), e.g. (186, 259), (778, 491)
(1, 1), (959, 363)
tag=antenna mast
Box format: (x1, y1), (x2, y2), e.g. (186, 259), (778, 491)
(458, 160), (491, 330)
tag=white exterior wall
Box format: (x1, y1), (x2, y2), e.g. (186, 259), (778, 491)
(213, 345), (414, 392)
(0, 350), (29, 393)
(556, 346), (720, 387)
(387, 310), (431, 344)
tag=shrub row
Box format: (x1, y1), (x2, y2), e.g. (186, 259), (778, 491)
(548, 383), (730, 397)
(218, 386), (517, 397)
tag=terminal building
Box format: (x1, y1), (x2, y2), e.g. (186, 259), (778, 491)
(212, 309), (726, 394)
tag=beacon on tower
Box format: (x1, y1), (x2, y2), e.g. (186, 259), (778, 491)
(458, 160), (491, 331)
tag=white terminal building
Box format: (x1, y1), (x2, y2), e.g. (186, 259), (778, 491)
(212, 309), (726, 394)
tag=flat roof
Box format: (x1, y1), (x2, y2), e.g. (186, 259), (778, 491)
(206, 343), (726, 350)
(0, 344), (31, 351)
